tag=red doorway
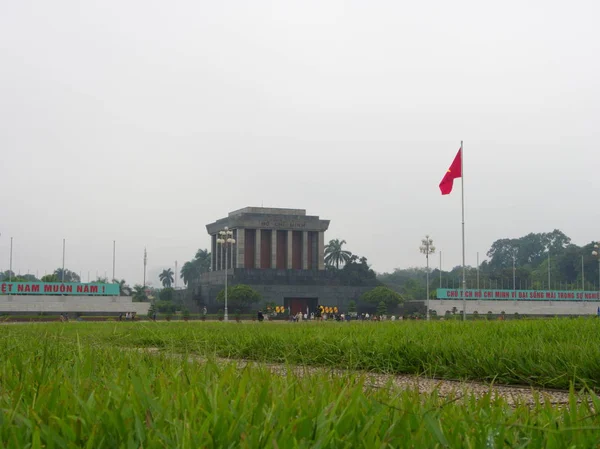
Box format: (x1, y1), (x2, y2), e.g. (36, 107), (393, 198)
(284, 297), (318, 316)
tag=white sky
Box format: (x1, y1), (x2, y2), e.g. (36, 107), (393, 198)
(1, 0), (598, 285)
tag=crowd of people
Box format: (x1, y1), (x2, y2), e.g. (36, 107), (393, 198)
(289, 312), (404, 322)
(256, 305), (406, 322)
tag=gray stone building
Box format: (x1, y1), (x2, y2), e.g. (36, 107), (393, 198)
(195, 207), (378, 315)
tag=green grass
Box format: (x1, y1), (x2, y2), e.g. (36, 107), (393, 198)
(7, 318), (599, 390)
(2, 326), (600, 448)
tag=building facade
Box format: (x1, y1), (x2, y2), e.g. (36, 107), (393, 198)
(206, 207), (329, 272)
(195, 207), (378, 314)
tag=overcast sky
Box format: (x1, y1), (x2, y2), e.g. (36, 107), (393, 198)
(1, 0), (598, 286)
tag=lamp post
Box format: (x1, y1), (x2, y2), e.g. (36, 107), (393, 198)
(217, 227), (236, 322)
(592, 243), (600, 301)
(419, 235), (436, 321)
(513, 253), (516, 291)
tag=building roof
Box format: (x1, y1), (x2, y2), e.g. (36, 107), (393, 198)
(206, 207), (330, 234)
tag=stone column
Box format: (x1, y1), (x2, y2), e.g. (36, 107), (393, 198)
(255, 229), (261, 269)
(302, 231), (308, 270)
(287, 230), (293, 269)
(318, 231), (325, 270)
(236, 228), (245, 268)
(271, 230), (277, 268)
(211, 234), (216, 271)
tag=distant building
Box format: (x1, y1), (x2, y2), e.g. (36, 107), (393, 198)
(194, 207), (377, 314)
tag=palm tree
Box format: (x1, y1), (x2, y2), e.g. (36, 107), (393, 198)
(180, 249), (212, 285)
(324, 239), (352, 269)
(112, 278), (131, 296)
(194, 249), (212, 272)
(159, 268), (174, 288)
(132, 284), (148, 302)
(180, 261), (200, 285)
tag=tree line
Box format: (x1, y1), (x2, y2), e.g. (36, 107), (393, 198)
(379, 229), (600, 299)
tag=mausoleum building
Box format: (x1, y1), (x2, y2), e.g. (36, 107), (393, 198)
(195, 207), (377, 314)
(206, 207), (329, 272)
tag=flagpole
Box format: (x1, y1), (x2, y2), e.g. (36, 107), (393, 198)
(112, 240), (116, 282)
(461, 141), (466, 321)
(62, 238), (65, 283)
(143, 248), (147, 288)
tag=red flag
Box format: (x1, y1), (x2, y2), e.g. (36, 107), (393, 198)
(439, 149), (462, 195)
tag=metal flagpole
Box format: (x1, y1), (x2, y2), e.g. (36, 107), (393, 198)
(426, 244), (430, 321)
(62, 239), (65, 282)
(439, 251), (442, 288)
(582, 255), (585, 290)
(143, 248), (147, 287)
(513, 254), (516, 290)
(461, 141), (466, 321)
(548, 252), (550, 290)
(9, 237), (13, 282)
(476, 251), (480, 290)
(112, 240), (116, 281)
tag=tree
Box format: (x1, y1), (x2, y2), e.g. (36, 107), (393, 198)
(0, 272), (39, 282)
(348, 300), (357, 314)
(180, 261), (199, 286)
(194, 249), (212, 272)
(216, 284), (262, 312)
(159, 269), (174, 288)
(20, 274), (39, 282)
(376, 301), (388, 316)
(335, 255), (379, 286)
(377, 228), (592, 294)
(7, 274), (30, 282)
(180, 249), (212, 285)
(41, 274), (59, 282)
(155, 300), (176, 313)
(324, 239), (352, 269)
(361, 286), (404, 311)
(132, 284), (148, 302)
(53, 268), (80, 283)
(159, 287), (175, 302)
(0, 270), (15, 281)
(112, 279), (131, 296)
(486, 230), (572, 270)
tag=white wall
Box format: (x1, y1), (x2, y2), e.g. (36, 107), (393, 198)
(429, 299), (600, 316)
(0, 295), (150, 314)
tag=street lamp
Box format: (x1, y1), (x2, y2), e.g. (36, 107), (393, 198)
(419, 235), (436, 321)
(592, 243), (600, 301)
(512, 251), (516, 291)
(217, 227), (236, 322)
